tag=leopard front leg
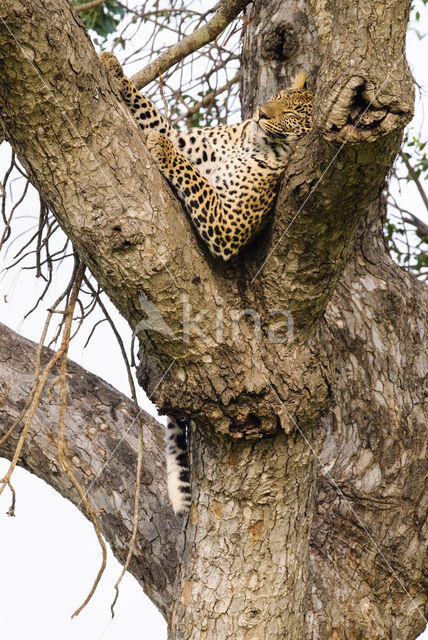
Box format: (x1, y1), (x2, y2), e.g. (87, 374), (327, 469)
(147, 131), (240, 260)
(99, 52), (171, 137)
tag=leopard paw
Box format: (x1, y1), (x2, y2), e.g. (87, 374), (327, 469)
(147, 130), (167, 149)
(146, 131), (173, 164)
(98, 52), (125, 80)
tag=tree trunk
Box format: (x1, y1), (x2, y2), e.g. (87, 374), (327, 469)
(0, 1), (427, 639)
(171, 425), (317, 639)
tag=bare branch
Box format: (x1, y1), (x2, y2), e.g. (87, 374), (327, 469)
(402, 211), (428, 242)
(0, 320), (179, 616)
(399, 150), (428, 213)
(172, 71), (241, 126)
(131, 0), (252, 89)
(74, 0), (107, 12)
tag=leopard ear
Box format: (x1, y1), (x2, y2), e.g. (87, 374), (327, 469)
(291, 72), (306, 90)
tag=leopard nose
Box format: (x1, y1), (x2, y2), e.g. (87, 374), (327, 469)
(259, 109), (268, 120)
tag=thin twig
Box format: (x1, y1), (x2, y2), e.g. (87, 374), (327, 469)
(0, 301), (56, 448)
(111, 418), (144, 617)
(6, 481), (16, 516)
(82, 277), (147, 615)
(0, 326), (70, 494)
(131, 0), (252, 89)
(158, 71), (168, 120)
(172, 72), (241, 126)
(83, 277), (136, 395)
(0, 257), (82, 472)
(1, 150), (16, 226)
(399, 151), (428, 213)
(0, 179), (30, 250)
(223, 3), (256, 49)
(47, 261), (108, 618)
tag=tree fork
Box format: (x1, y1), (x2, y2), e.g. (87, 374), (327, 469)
(0, 0), (414, 437)
(1, 0), (427, 638)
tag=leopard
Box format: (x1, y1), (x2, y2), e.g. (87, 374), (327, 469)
(99, 52), (313, 263)
(99, 52), (313, 515)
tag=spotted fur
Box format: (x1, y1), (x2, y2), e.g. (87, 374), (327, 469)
(165, 418), (191, 515)
(99, 52), (313, 261)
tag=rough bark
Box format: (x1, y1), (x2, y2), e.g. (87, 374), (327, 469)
(0, 0), (427, 639)
(311, 200), (428, 639)
(172, 425), (318, 638)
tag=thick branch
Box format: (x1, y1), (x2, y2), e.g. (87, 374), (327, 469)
(0, 321), (179, 617)
(0, 0), (220, 412)
(403, 211), (428, 243)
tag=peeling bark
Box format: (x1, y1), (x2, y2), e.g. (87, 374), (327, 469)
(0, 0), (427, 638)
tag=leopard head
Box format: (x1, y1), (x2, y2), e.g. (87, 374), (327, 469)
(257, 73), (313, 142)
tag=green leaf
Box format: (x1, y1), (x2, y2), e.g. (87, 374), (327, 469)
(72, 0), (125, 40)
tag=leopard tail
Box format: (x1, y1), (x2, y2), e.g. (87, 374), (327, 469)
(166, 417), (191, 515)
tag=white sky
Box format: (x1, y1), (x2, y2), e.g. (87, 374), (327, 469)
(0, 3), (427, 639)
